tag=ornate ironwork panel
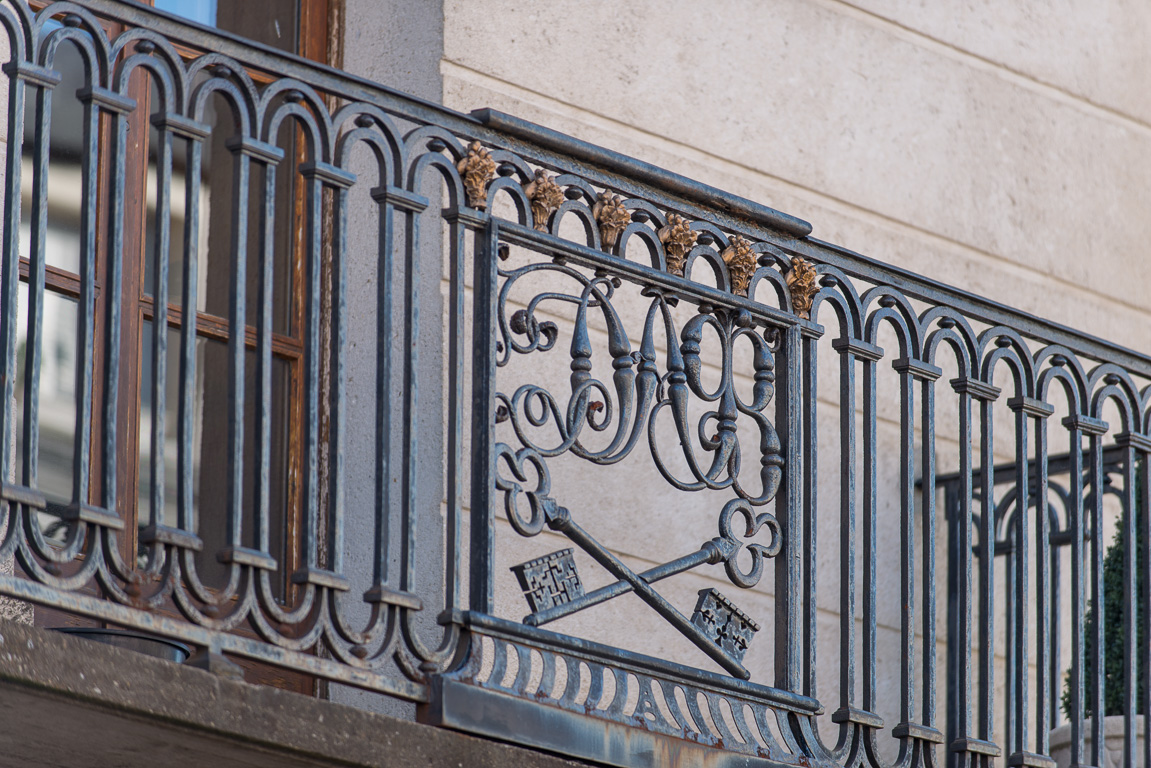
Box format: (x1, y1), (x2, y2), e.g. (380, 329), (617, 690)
(1, 2), (1150, 767)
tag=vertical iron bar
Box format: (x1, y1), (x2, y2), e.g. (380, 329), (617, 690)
(468, 219), (499, 613)
(1065, 420), (1084, 768)
(176, 131), (203, 533)
(102, 87), (130, 517)
(253, 158), (275, 553)
(1121, 441), (1136, 768)
(978, 396), (996, 745)
(399, 200), (420, 594)
(225, 147), (250, 549)
(921, 373), (938, 728)
(802, 330), (818, 698)
(301, 172), (323, 568)
(1139, 448), (1151, 768)
(21, 78), (52, 491)
(371, 188), (395, 587)
(73, 77), (100, 509)
(774, 324), (803, 693)
(444, 215), (466, 611)
(837, 343), (857, 711)
(1035, 410), (1052, 754)
(1088, 431), (1105, 767)
(957, 389), (975, 757)
(328, 181), (348, 575)
(148, 120), (173, 529)
(0, 45), (28, 501)
(1006, 545), (1017, 756)
(898, 367), (916, 727)
(1012, 404), (1030, 757)
(862, 356), (878, 712)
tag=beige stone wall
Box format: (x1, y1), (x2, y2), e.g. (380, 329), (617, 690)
(339, 0), (1150, 749)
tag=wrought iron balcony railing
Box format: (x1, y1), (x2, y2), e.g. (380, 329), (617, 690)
(2, 1), (1149, 766)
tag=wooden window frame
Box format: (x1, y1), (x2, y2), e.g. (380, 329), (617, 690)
(20, 0), (341, 695)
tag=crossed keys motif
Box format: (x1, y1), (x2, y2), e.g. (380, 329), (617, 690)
(500, 454), (780, 679)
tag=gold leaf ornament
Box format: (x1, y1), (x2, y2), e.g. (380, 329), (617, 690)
(786, 257), (819, 319)
(523, 169), (565, 231)
(657, 213), (698, 276)
(591, 192), (632, 250)
(721, 235), (757, 297)
(456, 140), (497, 210)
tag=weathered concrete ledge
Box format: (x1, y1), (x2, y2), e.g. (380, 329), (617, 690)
(0, 616), (589, 767)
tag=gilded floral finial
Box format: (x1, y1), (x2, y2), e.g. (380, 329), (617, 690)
(786, 257), (819, 319)
(657, 213), (698, 276)
(721, 235), (757, 297)
(456, 140), (497, 210)
(591, 192), (632, 250)
(523, 169), (565, 231)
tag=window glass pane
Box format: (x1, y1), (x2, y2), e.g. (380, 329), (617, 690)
(20, 36), (85, 276)
(13, 284), (79, 543)
(154, 0), (216, 26)
(169, 332), (292, 598)
(156, 0), (301, 54)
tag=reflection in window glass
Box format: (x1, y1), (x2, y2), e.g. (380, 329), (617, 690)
(154, 0), (216, 26)
(14, 284), (79, 543)
(156, 0), (301, 54)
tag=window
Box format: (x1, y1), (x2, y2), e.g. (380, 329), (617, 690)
(12, 0), (339, 692)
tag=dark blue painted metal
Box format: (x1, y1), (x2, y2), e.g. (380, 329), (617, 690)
(1, 2), (1150, 767)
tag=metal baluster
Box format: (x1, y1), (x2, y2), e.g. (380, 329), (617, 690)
(1119, 436), (1137, 768)
(862, 354), (878, 713)
(897, 363), (916, 731)
(224, 142), (250, 552)
(102, 73), (131, 520)
(775, 324), (803, 693)
(1011, 398), (1030, 760)
(0, 29), (29, 505)
(300, 166), (323, 569)
(1034, 408), (1052, 756)
(833, 339), (858, 718)
(802, 330), (818, 698)
(1088, 429), (1105, 766)
(978, 392), (998, 749)
(328, 173), (350, 577)
(369, 184), (398, 591)
(176, 123), (205, 535)
(469, 220), (499, 613)
(399, 181), (420, 602)
(1063, 417), (1086, 768)
(253, 152), (277, 556)
(73, 62), (100, 517)
(1139, 447), (1151, 768)
(20, 64), (53, 495)
(919, 368), (940, 731)
(954, 384), (976, 765)
(444, 212), (467, 611)
(147, 115), (173, 531)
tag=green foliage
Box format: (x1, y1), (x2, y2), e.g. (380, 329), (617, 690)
(1061, 463), (1147, 718)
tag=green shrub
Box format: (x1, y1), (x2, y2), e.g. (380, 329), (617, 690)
(1061, 462), (1146, 718)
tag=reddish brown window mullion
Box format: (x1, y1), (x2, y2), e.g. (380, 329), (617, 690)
(107, 65), (153, 568)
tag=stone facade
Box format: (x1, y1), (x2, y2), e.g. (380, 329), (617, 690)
(336, 0), (1150, 756)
